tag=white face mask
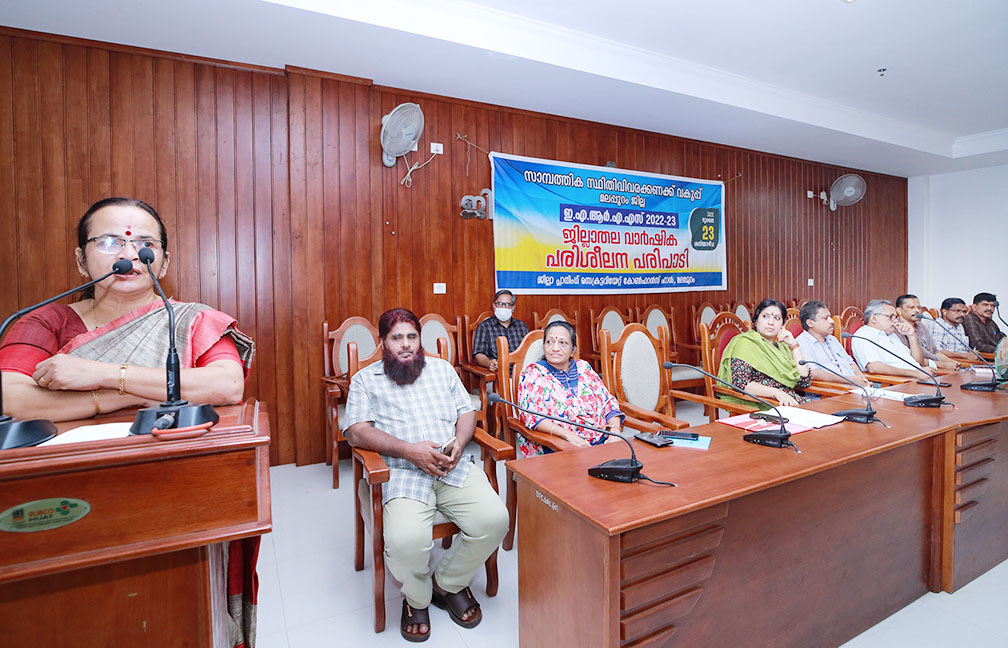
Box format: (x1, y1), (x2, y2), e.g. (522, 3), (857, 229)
(494, 307), (513, 322)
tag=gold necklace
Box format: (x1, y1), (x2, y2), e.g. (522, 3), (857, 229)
(90, 299), (102, 329)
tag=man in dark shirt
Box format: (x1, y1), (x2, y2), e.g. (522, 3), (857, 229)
(962, 292), (1005, 354)
(471, 290), (530, 372)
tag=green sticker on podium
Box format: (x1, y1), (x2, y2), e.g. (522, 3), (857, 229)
(0, 498), (90, 533)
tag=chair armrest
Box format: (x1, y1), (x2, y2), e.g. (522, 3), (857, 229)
(506, 417), (576, 452)
(667, 388), (759, 415)
(351, 447), (391, 485)
(863, 372), (909, 386)
(460, 362), (496, 382)
(473, 427), (515, 461)
(619, 402), (690, 430)
(980, 351), (995, 361)
(712, 384), (780, 408)
(806, 381), (851, 397)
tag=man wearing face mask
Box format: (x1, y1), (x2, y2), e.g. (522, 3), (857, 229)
(471, 290), (530, 373)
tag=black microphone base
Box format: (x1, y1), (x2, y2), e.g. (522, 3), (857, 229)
(743, 429), (792, 448)
(904, 394), (946, 408)
(832, 408), (880, 424)
(588, 458), (642, 483)
(961, 380), (1001, 392)
(130, 401), (219, 435)
(0, 416), (58, 449)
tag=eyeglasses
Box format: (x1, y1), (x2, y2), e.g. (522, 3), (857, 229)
(87, 236), (162, 254)
(878, 313), (898, 320)
(493, 301), (515, 309)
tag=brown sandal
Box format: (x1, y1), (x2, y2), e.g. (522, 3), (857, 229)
(401, 599), (431, 642)
(431, 579), (482, 629)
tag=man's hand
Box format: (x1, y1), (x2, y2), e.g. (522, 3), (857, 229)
(921, 366), (939, 376)
(407, 441), (453, 477)
(894, 320), (915, 337)
(488, 359), (499, 372)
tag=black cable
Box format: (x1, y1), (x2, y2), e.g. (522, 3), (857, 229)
(639, 473), (676, 487)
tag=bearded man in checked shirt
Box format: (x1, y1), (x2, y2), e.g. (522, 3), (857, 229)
(344, 308), (508, 643)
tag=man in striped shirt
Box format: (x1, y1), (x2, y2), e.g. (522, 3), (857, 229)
(922, 298), (975, 362)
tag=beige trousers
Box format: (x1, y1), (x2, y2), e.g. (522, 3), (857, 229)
(383, 467), (508, 609)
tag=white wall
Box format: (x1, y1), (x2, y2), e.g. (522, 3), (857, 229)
(908, 163), (1008, 312)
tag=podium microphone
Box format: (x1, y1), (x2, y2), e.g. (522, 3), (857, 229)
(0, 260), (134, 448)
(486, 392), (670, 485)
(842, 332), (946, 407)
(129, 248), (218, 435)
(918, 313), (1003, 392)
(662, 363), (798, 452)
(797, 360), (886, 426)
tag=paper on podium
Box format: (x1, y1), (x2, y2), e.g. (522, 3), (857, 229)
(773, 406), (845, 428)
(850, 386), (911, 401)
(40, 422), (133, 446)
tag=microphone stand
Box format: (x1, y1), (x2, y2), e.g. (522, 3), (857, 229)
(798, 360), (886, 426)
(663, 362), (799, 452)
(0, 260), (133, 449)
(843, 332), (947, 407)
(487, 392), (665, 484)
(919, 313), (1004, 392)
(129, 248), (219, 435)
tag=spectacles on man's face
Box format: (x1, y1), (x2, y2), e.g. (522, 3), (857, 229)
(493, 301), (515, 309)
(87, 235), (162, 255)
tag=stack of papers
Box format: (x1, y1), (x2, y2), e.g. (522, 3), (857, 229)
(849, 387), (910, 402)
(39, 422), (133, 446)
(721, 406), (846, 435)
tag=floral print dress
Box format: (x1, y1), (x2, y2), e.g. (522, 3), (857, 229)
(515, 359), (623, 458)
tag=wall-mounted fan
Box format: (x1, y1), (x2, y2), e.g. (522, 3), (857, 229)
(819, 174), (866, 211)
(380, 102), (424, 167)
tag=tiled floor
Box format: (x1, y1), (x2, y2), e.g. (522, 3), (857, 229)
(257, 401), (1008, 647)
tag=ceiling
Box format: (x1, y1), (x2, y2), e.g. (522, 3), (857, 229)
(3, 0), (1007, 177)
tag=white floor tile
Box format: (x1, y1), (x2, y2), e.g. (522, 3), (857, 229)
(255, 630), (290, 648)
(840, 596), (1008, 648)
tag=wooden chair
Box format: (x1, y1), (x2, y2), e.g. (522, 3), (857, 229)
(586, 307), (631, 370)
(532, 308), (579, 331)
(831, 315), (844, 343)
(419, 313), (462, 369)
(786, 307), (800, 320)
(323, 316), (379, 488)
(599, 324), (692, 430)
(349, 339), (514, 633)
(459, 311), (497, 435)
(785, 313), (803, 339)
(494, 331), (577, 551)
(840, 307), (866, 355)
(731, 301), (753, 326)
(638, 304), (704, 389)
(689, 302), (721, 347)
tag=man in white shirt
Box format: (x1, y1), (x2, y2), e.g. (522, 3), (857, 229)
(851, 299), (938, 378)
(795, 300), (870, 387)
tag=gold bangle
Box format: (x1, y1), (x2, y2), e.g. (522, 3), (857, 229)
(92, 390), (102, 415)
(118, 363), (128, 395)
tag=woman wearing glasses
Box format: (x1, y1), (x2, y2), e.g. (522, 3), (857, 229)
(717, 298), (811, 408)
(0, 197), (254, 421)
(515, 320), (623, 457)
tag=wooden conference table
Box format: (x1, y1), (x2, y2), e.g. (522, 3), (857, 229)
(508, 373), (1008, 647)
(0, 400), (271, 647)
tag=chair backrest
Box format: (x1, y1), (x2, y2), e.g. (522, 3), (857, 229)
(601, 323), (668, 413)
(637, 304), (675, 345)
(327, 316), (380, 377)
(732, 302), (752, 324)
(839, 305), (864, 328)
(461, 311), (493, 365)
(700, 313), (748, 378)
(839, 306), (865, 354)
(691, 302), (720, 342)
(495, 330), (546, 421)
(590, 307), (630, 354)
(420, 313), (461, 366)
(533, 308), (578, 331)
(831, 315), (843, 343)
(786, 307), (800, 319)
(785, 314), (803, 339)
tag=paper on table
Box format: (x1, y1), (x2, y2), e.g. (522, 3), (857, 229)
(39, 422), (133, 445)
(849, 387), (910, 402)
(773, 406), (845, 428)
(719, 413), (811, 435)
(971, 366), (995, 379)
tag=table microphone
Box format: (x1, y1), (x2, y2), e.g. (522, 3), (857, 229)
(842, 332), (946, 407)
(486, 392), (658, 484)
(918, 313), (1003, 392)
(662, 363), (798, 452)
(129, 248), (219, 435)
(797, 360), (886, 426)
(0, 259), (134, 449)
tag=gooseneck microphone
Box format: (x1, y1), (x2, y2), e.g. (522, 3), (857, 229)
(662, 362), (799, 452)
(918, 313), (1003, 392)
(487, 392), (674, 485)
(842, 332), (946, 407)
(798, 359), (886, 426)
(129, 248), (219, 435)
(0, 260), (133, 448)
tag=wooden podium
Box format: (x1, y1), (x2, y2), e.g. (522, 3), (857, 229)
(0, 400), (271, 647)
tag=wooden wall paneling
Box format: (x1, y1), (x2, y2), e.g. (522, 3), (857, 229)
(38, 41), (69, 300)
(302, 74), (325, 462)
(130, 54), (156, 207)
(0, 36), (16, 317)
(152, 57), (178, 299)
(85, 47), (112, 201)
(352, 83), (372, 321)
(367, 85), (385, 321)
(269, 72), (294, 465)
(322, 77), (341, 325)
(172, 61), (201, 304)
(214, 66), (238, 320)
(108, 52), (134, 197)
(233, 70), (258, 399)
(194, 63), (219, 308)
(12, 37), (44, 307)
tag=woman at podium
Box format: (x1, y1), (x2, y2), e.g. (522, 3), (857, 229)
(0, 197), (254, 422)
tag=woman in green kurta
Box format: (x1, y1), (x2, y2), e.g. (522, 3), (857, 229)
(717, 299), (811, 408)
